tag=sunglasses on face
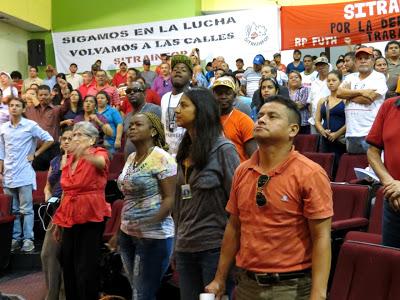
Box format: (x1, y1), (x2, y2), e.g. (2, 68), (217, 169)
(256, 175), (270, 207)
(125, 88), (144, 94)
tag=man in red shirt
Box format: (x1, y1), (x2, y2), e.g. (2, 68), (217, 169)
(273, 53), (287, 73)
(78, 71), (96, 98)
(206, 96), (332, 299)
(87, 70), (120, 107)
(120, 76), (161, 115)
(112, 62), (128, 87)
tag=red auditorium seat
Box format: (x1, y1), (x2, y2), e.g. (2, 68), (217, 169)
(293, 134), (319, 153)
(335, 153), (369, 182)
(303, 152), (334, 179)
(331, 183), (370, 235)
(32, 171), (48, 204)
(108, 152), (125, 180)
(103, 199), (124, 241)
(345, 188), (384, 244)
(0, 194), (15, 269)
(330, 240), (400, 300)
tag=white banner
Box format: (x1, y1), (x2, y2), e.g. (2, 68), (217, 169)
(52, 7), (280, 73)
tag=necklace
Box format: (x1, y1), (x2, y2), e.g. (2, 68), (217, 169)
(222, 109), (234, 127)
(133, 146), (154, 168)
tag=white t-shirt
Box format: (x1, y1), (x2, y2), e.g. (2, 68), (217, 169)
(277, 71), (288, 86)
(161, 91), (186, 156)
(342, 70), (387, 137)
(66, 73), (83, 90)
(2, 86), (18, 98)
(307, 77), (330, 125)
(300, 71), (318, 89)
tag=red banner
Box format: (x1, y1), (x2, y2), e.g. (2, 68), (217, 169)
(281, 0), (400, 50)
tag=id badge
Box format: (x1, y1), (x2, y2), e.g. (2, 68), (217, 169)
(169, 120), (176, 132)
(181, 184), (192, 200)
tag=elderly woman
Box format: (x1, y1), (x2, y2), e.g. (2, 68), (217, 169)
(367, 97), (400, 248)
(52, 122), (111, 300)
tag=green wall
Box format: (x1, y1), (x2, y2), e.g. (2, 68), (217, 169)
(52, 0), (202, 31)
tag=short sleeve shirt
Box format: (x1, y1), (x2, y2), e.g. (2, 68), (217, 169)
(242, 69), (262, 98)
(99, 105), (123, 147)
(342, 70), (387, 137)
(221, 109), (254, 162)
(226, 149), (333, 273)
(366, 97), (400, 180)
(117, 146), (177, 239)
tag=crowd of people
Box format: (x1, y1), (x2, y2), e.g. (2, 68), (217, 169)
(0, 39), (399, 300)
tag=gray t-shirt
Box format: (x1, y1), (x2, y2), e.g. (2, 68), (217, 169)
(123, 103), (161, 156)
(141, 70), (157, 86)
(173, 137), (240, 252)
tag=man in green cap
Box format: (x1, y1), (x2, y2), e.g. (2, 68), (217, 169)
(160, 54), (193, 156)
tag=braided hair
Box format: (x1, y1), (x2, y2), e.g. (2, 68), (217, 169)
(141, 112), (169, 151)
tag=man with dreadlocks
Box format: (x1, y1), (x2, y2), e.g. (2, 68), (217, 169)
(115, 111), (177, 300)
(161, 54), (193, 156)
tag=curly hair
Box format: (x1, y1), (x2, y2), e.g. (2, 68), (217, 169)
(142, 112), (169, 151)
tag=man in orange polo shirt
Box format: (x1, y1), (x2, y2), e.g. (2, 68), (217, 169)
(206, 96), (333, 299)
(212, 76), (257, 162)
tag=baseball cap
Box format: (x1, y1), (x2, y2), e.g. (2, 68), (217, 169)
(273, 53), (281, 58)
(314, 57), (329, 65)
(212, 76), (236, 91)
(0, 71), (11, 79)
(253, 54), (265, 65)
(143, 59), (151, 65)
(355, 47), (374, 57)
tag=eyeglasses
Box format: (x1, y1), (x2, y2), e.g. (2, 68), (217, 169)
(256, 175), (270, 207)
(61, 136), (73, 141)
(72, 132), (91, 139)
(125, 88), (144, 94)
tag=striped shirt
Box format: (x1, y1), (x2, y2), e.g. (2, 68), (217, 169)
(242, 68), (261, 98)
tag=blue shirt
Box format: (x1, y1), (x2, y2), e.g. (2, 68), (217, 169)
(0, 118), (53, 189)
(98, 105), (123, 148)
(286, 61), (305, 74)
(43, 76), (57, 90)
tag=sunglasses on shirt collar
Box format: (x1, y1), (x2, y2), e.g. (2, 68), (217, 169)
(256, 175), (270, 207)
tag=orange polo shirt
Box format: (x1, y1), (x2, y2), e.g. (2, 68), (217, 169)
(221, 109), (254, 162)
(226, 148), (333, 273)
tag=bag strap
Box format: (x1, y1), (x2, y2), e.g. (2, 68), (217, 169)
(325, 96), (330, 130)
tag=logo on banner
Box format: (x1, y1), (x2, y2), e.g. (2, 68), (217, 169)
(244, 23), (268, 46)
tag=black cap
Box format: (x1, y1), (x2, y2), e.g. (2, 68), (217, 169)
(143, 59), (151, 65)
